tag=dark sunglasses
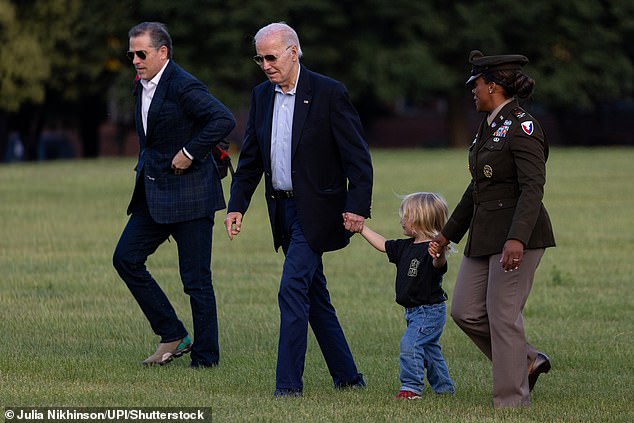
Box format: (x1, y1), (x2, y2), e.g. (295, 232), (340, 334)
(126, 50), (149, 61)
(253, 45), (292, 66)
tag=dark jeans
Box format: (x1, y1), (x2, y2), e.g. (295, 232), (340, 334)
(113, 201), (219, 366)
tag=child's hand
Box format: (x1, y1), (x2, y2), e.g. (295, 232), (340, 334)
(429, 233), (449, 258)
(428, 241), (442, 258)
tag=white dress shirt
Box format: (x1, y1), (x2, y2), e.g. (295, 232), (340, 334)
(139, 60), (169, 135)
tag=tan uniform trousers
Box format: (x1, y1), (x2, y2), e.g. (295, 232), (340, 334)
(451, 249), (544, 408)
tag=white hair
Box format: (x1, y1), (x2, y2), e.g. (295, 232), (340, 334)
(254, 22), (303, 58)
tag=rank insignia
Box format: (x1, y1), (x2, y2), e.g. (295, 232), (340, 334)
(483, 165), (493, 178)
(513, 109), (526, 119)
(521, 121), (534, 135)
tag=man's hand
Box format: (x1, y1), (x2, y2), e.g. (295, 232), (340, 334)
(171, 149), (192, 175)
(224, 212), (243, 240)
(342, 212), (365, 233)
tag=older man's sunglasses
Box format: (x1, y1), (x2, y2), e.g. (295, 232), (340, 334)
(252, 45), (292, 66)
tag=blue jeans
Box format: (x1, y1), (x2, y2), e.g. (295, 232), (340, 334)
(400, 302), (455, 395)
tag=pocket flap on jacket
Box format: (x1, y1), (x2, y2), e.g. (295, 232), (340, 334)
(481, 198), (517, 211)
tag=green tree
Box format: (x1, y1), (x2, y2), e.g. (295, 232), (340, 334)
(0, 0), (131, 159)
(1, 0), (81, 158)
(0, 0), (50, 111)
(327, 0), (634, 145)
(2, 0), (632, 158)
(156, 0), (631, 146)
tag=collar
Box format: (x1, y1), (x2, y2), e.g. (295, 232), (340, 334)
(487, 98), (514, 126)
(275, 65), (301, 95)
(140, 59), (170, 89)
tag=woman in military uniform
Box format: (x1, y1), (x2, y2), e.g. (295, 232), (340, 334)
(430, 50), (555, 408)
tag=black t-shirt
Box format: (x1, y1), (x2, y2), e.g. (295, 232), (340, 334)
(385, 238), (448, 308)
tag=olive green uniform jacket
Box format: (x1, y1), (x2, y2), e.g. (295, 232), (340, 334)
(443, 100), (555, 257)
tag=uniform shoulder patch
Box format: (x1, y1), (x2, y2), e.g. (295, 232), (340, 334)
(521, 121), (534, 135)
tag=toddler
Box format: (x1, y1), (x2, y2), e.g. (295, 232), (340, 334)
(358, 192), (455, 399)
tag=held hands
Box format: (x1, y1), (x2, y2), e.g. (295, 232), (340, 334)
(428, 233), (449, 258)
(224, 212), (243, 240)
(342, 212), (365, 233)
(500, 239), (524, 272)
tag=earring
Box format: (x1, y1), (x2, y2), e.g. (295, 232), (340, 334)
(488, 87), (493, 94)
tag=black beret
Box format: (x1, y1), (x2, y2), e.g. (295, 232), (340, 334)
(466, 50), (529, 85)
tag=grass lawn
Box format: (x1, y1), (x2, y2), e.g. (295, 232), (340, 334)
(0, 147), (633, 422)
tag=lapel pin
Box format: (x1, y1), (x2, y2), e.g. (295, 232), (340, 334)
(304, 100), (309, 104)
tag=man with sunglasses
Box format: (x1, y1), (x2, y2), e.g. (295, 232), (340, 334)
(113, 22), (235, 369)
(224, 22), (373, 396)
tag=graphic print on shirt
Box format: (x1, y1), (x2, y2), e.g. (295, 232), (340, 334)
(408, 258), (420, 277)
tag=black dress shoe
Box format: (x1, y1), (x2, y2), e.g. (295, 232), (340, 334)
(528, 352), (551, 391)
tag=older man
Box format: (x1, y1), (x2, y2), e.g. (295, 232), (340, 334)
(224, 22), (373, 396)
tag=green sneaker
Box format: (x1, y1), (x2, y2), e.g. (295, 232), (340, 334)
(142, 335), (192, 365)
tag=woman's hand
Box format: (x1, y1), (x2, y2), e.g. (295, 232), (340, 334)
(500, 239), (524, 272)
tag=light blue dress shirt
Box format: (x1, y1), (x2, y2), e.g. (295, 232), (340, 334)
(270, 68), (300, 191)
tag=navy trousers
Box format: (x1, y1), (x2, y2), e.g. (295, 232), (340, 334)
(113, 199), (219, 367)
(275, 198), (363, 392)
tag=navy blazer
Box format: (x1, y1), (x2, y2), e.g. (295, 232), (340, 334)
(228, 66), (373, 253)
(129, 61), (236, 224)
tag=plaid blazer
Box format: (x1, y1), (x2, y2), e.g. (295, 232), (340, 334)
(128, 61), (235, 224)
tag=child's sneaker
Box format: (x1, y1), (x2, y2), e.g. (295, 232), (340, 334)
(394, 390), (422, 400)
